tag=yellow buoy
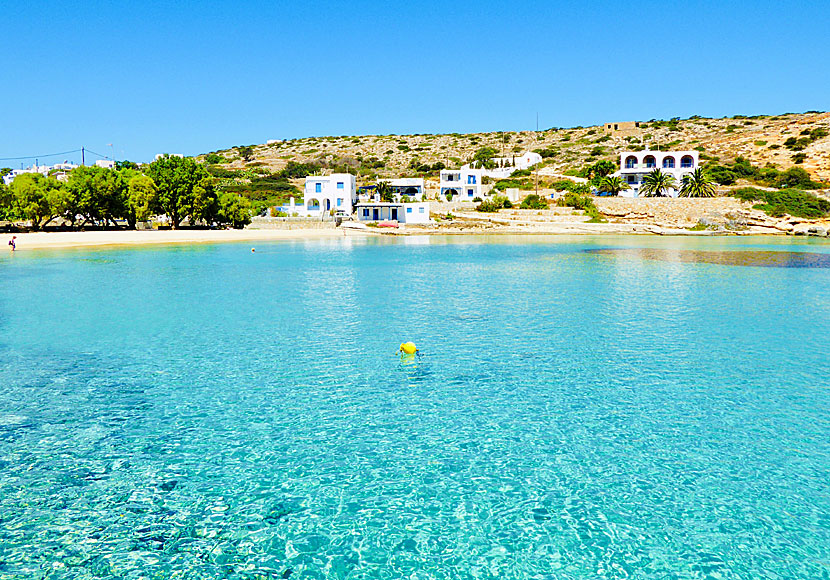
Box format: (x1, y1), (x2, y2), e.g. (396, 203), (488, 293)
(399, 342), (417, 355)
(251, 248), (256, 253)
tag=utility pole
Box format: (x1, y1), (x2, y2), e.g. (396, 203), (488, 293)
(535, 113), (539, 196)
(81, 147), (85, 166)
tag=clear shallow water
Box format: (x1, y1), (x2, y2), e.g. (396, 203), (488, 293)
(0, 235), (828, 579)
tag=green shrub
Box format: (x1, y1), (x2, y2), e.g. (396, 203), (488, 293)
(792, 152), (807, 164)
(519, 194), (548, 210)
(706, 165), (738, 186)
(533, 147), (559, 158)
(556, 192), (604, 222)
(732, 187), (830, 218)
(205, 153), (227, 164)
(476, 195), (512, 212)
(511, 169), (532, 177)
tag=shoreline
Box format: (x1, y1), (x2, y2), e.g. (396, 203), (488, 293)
(2, 228), (348, 251)
(3, 223), (826, 252)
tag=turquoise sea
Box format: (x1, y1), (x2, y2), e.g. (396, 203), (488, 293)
(0, 235), (828, 579)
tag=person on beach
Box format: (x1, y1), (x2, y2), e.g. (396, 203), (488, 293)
(8, 236), (16, 251)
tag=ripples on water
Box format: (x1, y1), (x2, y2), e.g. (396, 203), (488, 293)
(587, 247), (830, 268)
(0, 236), (828, 579)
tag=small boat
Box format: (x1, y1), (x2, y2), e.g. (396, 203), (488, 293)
(341, 221), (370, 233)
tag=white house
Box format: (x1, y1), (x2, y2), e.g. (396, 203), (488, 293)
(616, 150), (699, 197)
(95, 159), (115, 169)
(381, 177), (426, 201)
(303, 173), (357, 216)
(472, 151), (543, 179)
(355, 201), (430, 225)
(440, 167), (484, 200)
(2, 161), (80, 185)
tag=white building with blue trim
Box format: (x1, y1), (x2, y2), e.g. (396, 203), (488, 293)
(302, 173), (357, 216)
(616, 150), (699, 197)
(440, 167), (484, 200)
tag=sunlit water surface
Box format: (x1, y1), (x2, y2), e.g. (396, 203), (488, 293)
(0, 235), (828, 579)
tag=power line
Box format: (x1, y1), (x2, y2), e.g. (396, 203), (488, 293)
(0, 148), (83, 161)
(84, 148), (110, 159)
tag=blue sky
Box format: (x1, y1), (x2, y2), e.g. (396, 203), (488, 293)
(2, 0), (828, 165)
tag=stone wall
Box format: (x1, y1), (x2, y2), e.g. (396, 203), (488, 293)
(594, 197), (756, 228)
(249, 217), (336, 230)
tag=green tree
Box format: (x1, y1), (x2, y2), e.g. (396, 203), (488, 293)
(146, 155), (217, 228)
(640, 169), (677, 197)
(375, 181), (394, 202)
(472, 146), (498, 169)
(125, 174), (158, 228)
(238, 146), (254, 162)
(519, 194), (548, 209)
(216, 193), (252, 228)
(586, 160), (616, 186)
(66, 166), (128, 227)
(10, 173), (65, 230)
(0, 181), (14, 221)
(115, 160), (139, 171)
(679, 168), (717, 197)
(598, 175), (629, 196)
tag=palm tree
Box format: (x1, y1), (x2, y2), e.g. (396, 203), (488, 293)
(375, 181), (394, 202)
(639, 169), (677, 197)
(598, 175), (629, 196)
(679, 168), (717, 197)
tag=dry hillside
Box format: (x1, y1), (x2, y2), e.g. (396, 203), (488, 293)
(200, 111), (830, 182)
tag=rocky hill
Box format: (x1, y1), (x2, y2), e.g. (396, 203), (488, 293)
(200, 111), (830, 181)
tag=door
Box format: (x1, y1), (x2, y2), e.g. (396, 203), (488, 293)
(373, 208), (379, 221)
(391, 208), (398, 221)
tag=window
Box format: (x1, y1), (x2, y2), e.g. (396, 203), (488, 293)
(614, 124), (618, 130)
(363, 209), (369, 217)
(314, 183), (321, 193)
(644, 155), (656, 168)
(662, 157), (675, 168)
(681, 155), (694, 168)
(625, 156), (637, 169)
(627, 175), (636, 184)
(337, 198), (342, 207)
(406, 207), (412, 213)
(336, 182), (344, 189)
(467, 175), (476, 184)
(468, 189), (474, 197)
(419, 207), (424, 213)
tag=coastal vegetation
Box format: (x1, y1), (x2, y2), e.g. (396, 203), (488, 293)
(519, 194), (548, 210)
(0, 155), (252, 231)
(731, 187), (830, 219)
(476, 195), (512, 212)
(597, 175), (629, 196)
(679, 169), (717, 197)
(640, 169), (677, 197)
(556, 192), (604, 222)
(705, 157), (827, 189)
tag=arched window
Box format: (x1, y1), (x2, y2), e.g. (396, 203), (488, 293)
(644, 155), (656, 168)
(662, 156), (676, 169)
(625, 156), (637, 169)
(681, 155), (694, 168)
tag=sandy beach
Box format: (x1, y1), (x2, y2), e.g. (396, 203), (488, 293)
(3, 228), (349, 251)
